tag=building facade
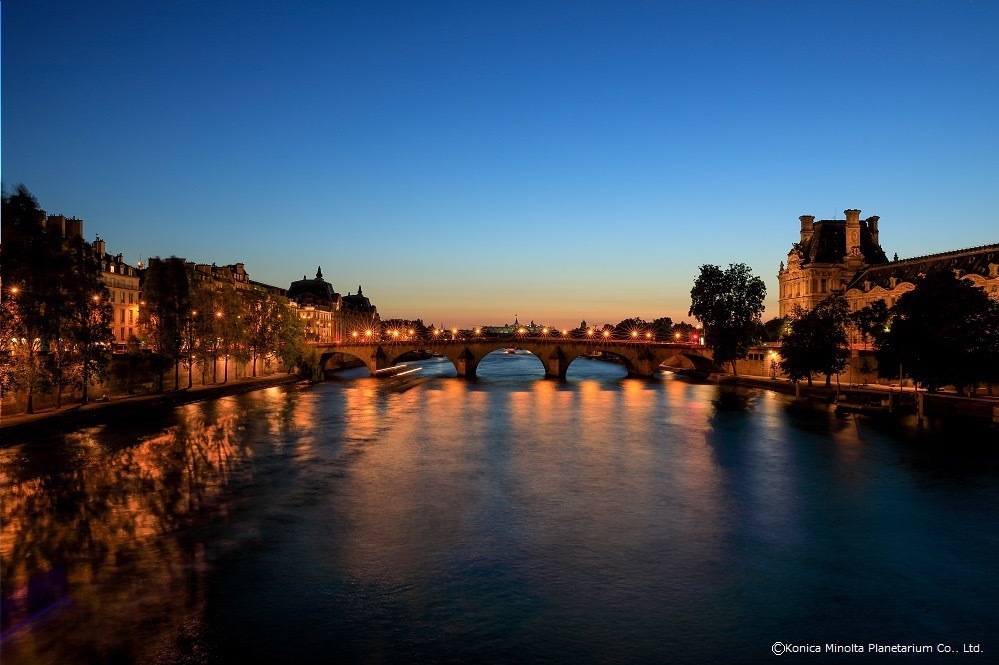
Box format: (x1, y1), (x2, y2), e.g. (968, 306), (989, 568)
(778, 208), (999, 318)
(94, 237), (141, 350)
(286, 268), (379, 343)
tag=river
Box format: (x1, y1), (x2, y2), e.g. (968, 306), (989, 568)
(2, 352), (996, 663)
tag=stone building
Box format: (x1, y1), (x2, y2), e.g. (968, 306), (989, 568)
(778, 209), (999, 318)
(286, 269), (379, 343)
(94, 237), (141, 350)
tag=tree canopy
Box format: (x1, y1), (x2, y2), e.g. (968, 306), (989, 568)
(778, 293), (850, 386)
(689, 263), (766, 374)
(874, 270), (999, 392)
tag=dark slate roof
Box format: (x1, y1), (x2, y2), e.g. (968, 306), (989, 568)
(846, 244), (999, 290)
(288, 268), (339, 307)
(797, 217), (888, 265)
(340, 284), (374, 313)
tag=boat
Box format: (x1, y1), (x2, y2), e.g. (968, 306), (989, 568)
(505, 348), (517, 354)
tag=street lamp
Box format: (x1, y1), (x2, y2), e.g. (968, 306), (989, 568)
(603, 330), (610, 338)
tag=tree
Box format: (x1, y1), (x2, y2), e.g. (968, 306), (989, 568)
(276, 307), (307, 373)
(614, 317), (650, 339)
(778, 294), (850, 386)
(762, 316), (788, 343)
(139, 257), (191, 391)
(672, 320), (697, 341)
(189, 281), (220, 384)
(689, 263), (766, 375)
(1, 186), (57, 413)
(849, 299), (890, 350)
(215, 287), (246, 383)
(245, 291), (285, 377)
(875, 270), (997, 393)
(66, 240), (114, 404)
(651, 317), (674, 340)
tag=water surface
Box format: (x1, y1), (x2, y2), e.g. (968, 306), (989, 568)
(2, 353), (997, 663)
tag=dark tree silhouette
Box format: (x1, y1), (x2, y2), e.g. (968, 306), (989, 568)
(779, 294), (850, 386)
(689, 263), (766, 375)
(874, 270), (999, 393)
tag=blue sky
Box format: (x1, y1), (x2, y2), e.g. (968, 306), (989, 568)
(4, 1), (998, 327)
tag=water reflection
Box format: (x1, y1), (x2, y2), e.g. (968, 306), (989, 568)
(1, 360), (997, 664)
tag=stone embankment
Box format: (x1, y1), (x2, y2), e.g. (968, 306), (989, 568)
(1, 373), (302, 445)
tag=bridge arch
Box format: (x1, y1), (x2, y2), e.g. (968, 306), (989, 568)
(321, 350), (376, 377)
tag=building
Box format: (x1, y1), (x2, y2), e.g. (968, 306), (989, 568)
(94, 237), (141, 350)
(287, 267), (342, 343)
(286, 269), (379, 342)
(778, 208), (999, 318)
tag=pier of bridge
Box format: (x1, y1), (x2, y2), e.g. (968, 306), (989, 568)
(312, 338), (717, 379)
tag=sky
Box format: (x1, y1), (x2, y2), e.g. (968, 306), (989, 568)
(3, 1), (998, 327)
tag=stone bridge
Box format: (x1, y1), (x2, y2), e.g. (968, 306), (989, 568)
(312, 339), (717, 379)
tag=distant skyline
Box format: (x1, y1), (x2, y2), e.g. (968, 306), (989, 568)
(4, 1), (998, 327)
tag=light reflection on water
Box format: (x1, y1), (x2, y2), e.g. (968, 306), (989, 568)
(1, 353), (997, 664)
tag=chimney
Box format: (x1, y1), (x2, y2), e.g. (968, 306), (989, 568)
(867, 215), (880, 245)
(94, 236), (106, 257)
(65, 217), (83, 239)
(799, 215), (815, 243)
(47, 215), (67, 237)
(845, 209), (862, 259)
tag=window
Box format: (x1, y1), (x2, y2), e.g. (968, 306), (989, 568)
(120, 292), (125, 303)
(110, 264), (116, 273)
(821, 278), (827, 293)
(120, 310), (126, 323)
(120, 327), (125, 340)
(128, 293), (133, 304)
(128, 310), (133, 324)
(128, 327), (133, 337)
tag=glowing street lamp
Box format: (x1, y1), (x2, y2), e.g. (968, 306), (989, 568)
(631, 330), (638, 338)
(561, 329), (568, 336)
(365, 329), (372, 338)
(603, 330), (610, 338)
(645, 332), (653, 340)
(586, 328), (594, 337)
(542, 327), (549, 335)
(392, 329), (399, 338)
(518, 328), (526, 335)
(433, 329), (441, 336)
(674, 332), (681, 340)
(351, 330), (359, 338)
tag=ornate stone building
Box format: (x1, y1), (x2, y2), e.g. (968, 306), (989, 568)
(778, 209), (999, 318)
(287, 268), (379, 343)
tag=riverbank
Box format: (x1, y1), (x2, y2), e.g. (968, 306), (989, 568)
(0, 373), (303, 445)
(722, 374), (999, 424)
